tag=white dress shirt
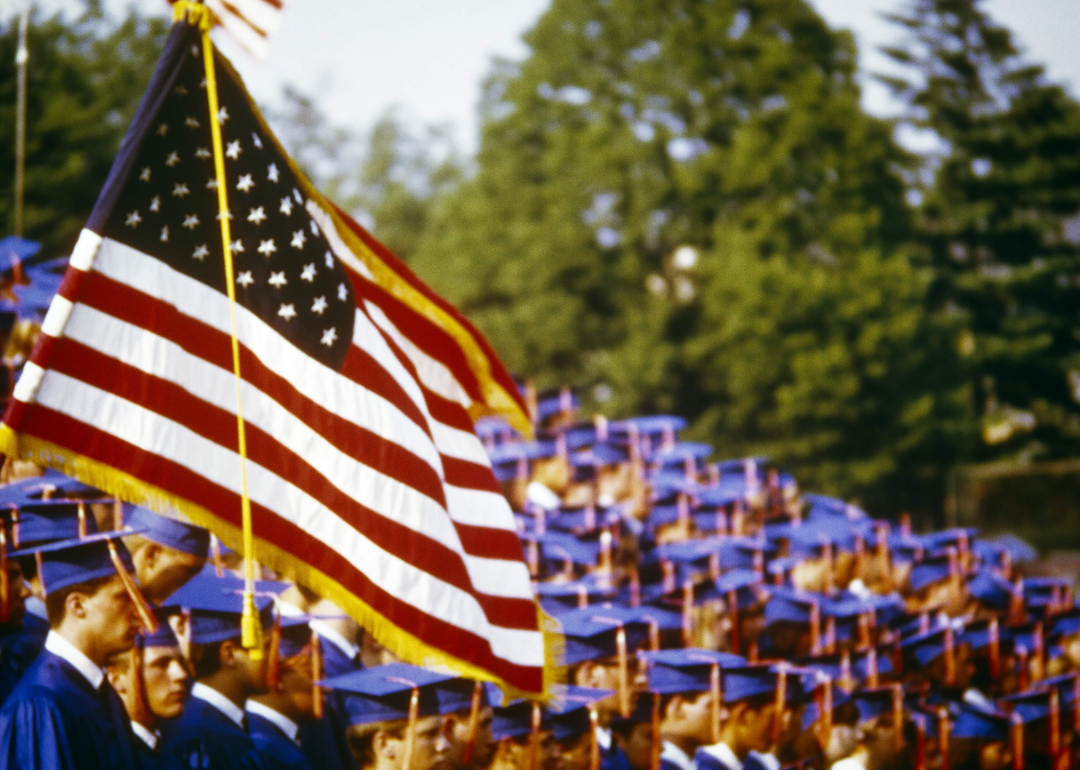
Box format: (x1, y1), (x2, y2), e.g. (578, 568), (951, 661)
(246, 700), (300, 744)
(131, 722), (159, 750)
(699, 742), (742, 770)
(44, 630), (104, 690)
(595, 725), (612, 750)
(661, 741), (696, 770)
(191, 682), (245, 727)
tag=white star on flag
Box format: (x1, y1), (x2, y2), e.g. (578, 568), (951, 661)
(337, 283), (348, 301)
(268, 271), (287, 288)
(182, 214), (200, 230)
(237, 174), (254, 192)
(268, 164), (280, 182)
(185, 117), (200, 128)
(173, 183), (190, 197)
(311, 296), (327, 315)
(160, 226), (169, 242)
(126, 211), (141, 227)
(324, 251), (334, 268)
(230, 239), (244, 253)
(149, 196), (161, 212)
(139, 167), (151, 182)
(300, 263), (316, 282)
(278, 304), (297, 320)
(279, 197), (293, 216)
(165, 151), (180, 167)
(248, 207), (266, 224)
(236, 271), (254, 287)
(193, 245), (209, 260)
(258, 239), (277, 256)
(291, 230), (306, 249)
(320, 327), (338, 346)
(225, 140), (242, 159)
(157, 123), (168, 136)
(196, 147), (211, 159)
(217, 106), (229, 124)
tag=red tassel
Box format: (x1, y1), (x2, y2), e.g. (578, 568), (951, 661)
(728, 590), (741, 655)
(589, 708), (601, 770)
(108, 540), (157, 633)
(462, 681), (483, 765)
(938, 708), (951, 770)
(311, 630), (324, 720)
(772, 663), (787, 745)
(710, 663), (722, 744)
(266, 609), (282, 688)
(0, 528), (8, 624)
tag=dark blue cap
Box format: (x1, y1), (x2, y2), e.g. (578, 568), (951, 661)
(536, 390), (579, 421)
(11, 283), (55, 321)
(822, 595), (872, 643)
(1051, 609), (1080, 639)
(715, 568), (767, 611)
(788, 519), (858, 557)
(324, 663), (470, 726)
(960, 618), (1001, 652)
(654, 443), (713, 467)
(612, 415), (687, 438)
(571, 443), (628, 468)
(1010, 622), (1043, 655)
(278, 616), (314, 659)
(610, 691), (660, 728)
(697, 479), (749, 508)
(546, 506), (618, 534)
(558, 610), (651, 665)
(7, 499), (99, 545)
(163, 579), (274, 644)
(864, 592), (905, 628)
(921, 528), (978, 552)
(852, 687), (903, 723)
(143, 608), (181, 648)
(0, 236), (40, 271)
(1000, 689), (1061, 725)
(765, 586), (823, 626)
(722, 665), (805, 705)
(900, 625), (956, 666)
(25, 531), (136, 595)
(492, 699), (550, 740)
(641, 649), (745, 694)
(549, 686), (613, 741)
(968, 570), (1019, 611)
(536, 578), (618, 616)
(123, 505), (210, 558)
(801, 683), (853, 730)
(851, 646), (894, 681)
(952, 704), (1010, 740)
(539, 532), (601, 567)
(909, 553), (956, 592)
(591, 603), (684, 633)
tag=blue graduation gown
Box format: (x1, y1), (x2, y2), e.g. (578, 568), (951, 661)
(0, 614), (49, 705)
(696, 748), (736, 770)
(601, 743), (633, 770)
(132, 733), (163, 770)
(248, 711), (311, 770)
(0, 649), (141, 770)
(161, 694), (280, 770)
(297, 637), (357, 770)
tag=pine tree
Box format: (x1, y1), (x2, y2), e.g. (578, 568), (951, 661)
(411, 0), (971, 513)
(882, 0), (1080, 462)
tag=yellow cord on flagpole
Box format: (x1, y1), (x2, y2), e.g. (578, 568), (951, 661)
(175, 0), (262, 658)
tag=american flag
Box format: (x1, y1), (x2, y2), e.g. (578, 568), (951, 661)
(167, 0), (284, 60)
(1, 22), (544, 694)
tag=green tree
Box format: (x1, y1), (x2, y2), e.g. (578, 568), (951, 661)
(412, 0), (970, 514)
(882, 0), (1080, 463)
(0, 3), (170, 256)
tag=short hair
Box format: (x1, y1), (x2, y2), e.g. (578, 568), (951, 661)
(122, 534), (152, 557)
(347, 720), (406, 769)
(44, 575), (116, 627)
(190, 640), (230, 679)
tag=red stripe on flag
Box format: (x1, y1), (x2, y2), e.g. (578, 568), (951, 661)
(12, 402), (543, 691)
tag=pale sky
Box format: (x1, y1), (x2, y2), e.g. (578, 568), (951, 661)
(17, 0), (1080, 153)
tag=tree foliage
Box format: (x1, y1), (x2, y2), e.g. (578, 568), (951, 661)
(0, 3), (169, 255)
(409, 0), (970, 514)
(882, 0), (1080, 463)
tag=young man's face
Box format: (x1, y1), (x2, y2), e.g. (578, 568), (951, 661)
(738, 704), (778, 754)
(613, 722), (654, 770)
(557, 732), (593, 770)
(144, 645), (189, 719)
(445, 706), (495, 770)
(662, 691), (714, 746)
(403, 714), (451, 770)
(82, 575), (138, 656)
(0, 561), (31, 631)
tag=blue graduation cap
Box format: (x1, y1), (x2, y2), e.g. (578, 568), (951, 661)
(171, 583), (275, 644)
(142, 607), (182, 649)
(8, 499), (99, 546)
(822, 594), (873, 644)
(11, 282), (56, 322)
(722, 664), (806, 706)
(0, 236), (40, 272)
(1051, 609), (1080, 639)
(788, 519), (859, 557)
(968, 569), (1019, 611)
(697, 478), (749, 508)
(571, 443), (628, 468)
(909, 551), (958, 592)
(546, 505), (619, 534)
(549, 686), (614, 741)
(850, 646), (893, 683)
(558, 611), (652, 666)
(322, 662), (464, 726)
(716, 537), (775, 572)
(536, 389), (579, 422)
(999, 689), (1064, 734)
(764, 586), (823, 627)
(921, 528), (978, 553)
(715, 568), (767, 611)
(123, 505), (210, 558)
(852, 686), (905, 724)
(536, 577), (618, 616)
(641, 648), (745, 694)
(900, 625), (957, 668)
(952, 703), (1011, 741)
(23, 530), (138, 595)
(863, 591), (906, 629)
(654, 442), (712, 469)
(983, 534), (1037, 565)
(539, 531), (601, 568)
(800, 680), (853, 731)
(612, 415), (687, 439)
(492, 699), (550, 740)
(960, 618), (1003, 655)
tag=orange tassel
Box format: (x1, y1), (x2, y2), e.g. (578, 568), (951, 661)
(108, 540), (157, 633)
(728, 589), (741, 655)
(210, 535), (225, 578)
(938, 708), (950, 770)
(650, 693), (661, 770)
(131, 635), (149, 725)
(772, 663), (787, 745)
(402, 685), (420, 770)
(312, 630), (324, 720)
(892, 685), (904, 753)
(0, 528), (8, 624)
(710, 663), (722, 744)
(77, 502), (87, 539)
(462, 681), (483, 765)
(1010, 711), (1024, 770)
(589, 708), (601, 770)
(266, 609), (282, 688)
(529, 702), (542, 770)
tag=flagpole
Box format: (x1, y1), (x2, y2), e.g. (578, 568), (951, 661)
(13, 0), (30, 237)
(174, 0), (262, 658)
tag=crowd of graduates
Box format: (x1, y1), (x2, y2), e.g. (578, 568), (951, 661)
(0, 235), (1074, 770)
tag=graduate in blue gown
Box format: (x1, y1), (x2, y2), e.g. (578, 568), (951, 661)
(0, 531), (149, 770)
(296, 614), (363, 770)
(550, 686), (619, 770)
(105, 609), (191, 769)
(158, 584), (283, 770)
(245, 616), (320, 770)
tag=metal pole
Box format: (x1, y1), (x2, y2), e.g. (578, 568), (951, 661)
(14, 0), (30, 237)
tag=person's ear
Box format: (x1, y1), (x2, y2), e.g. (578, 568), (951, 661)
(440, 714), (456, 743)
(666, 694), (685, 722)
(375, 730), (398, 759)
(105, 667), (127, 695)
(575, 661), (595, 687)
(219, 638), (237, 669)
(142, 541), (162, 570)
(66, 591), (87, 620)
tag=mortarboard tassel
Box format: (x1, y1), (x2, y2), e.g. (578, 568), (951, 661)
(0, 528), (8, 624)
(529, 702), (542, 770)
(311, 629), (324, 720)
(10, 509), (18, 550)
(400, 684), (421, 770)
(210, 534), (225, 578)
(108, 539), (158, 633)
(599, 530), (613, 576)
(999, 550), (1012, 580)
(857, 612), (872, 650)
(840, 650), (853, 691)
(661, 560), (675, 595)
(938, 707), (950, 770)
(629, 568), (641, 608)
(989, 618), (1000, 678)
(681, 580), (695, 647)
(709, 553), (721, 582)
(112, 497), (123, 531)
(130, 634), (149, 728)
(707, 464), (720, 487)
(1033, 622), (1045, 682)
(589, 707), (601, 770)
(646, 617), (660, 652)
(77, 502), (88, 539)
(527, 540), (540, 578)
(943, 626), (956, 687)
(266, 608), (282, 689)
(594, 415), (608, 443)
(1073, 675), (1080, 734)
(892, 684), (904, 753)
(650, 692), (661, 770)
(577, 585), (589, 610)
(462, 680), (484, 766)
(824, 616), (836, 655)
(900, 513), (911, 538)
(809, 600), (822, 656)
(772, 663), (787, 746)
(1010, 711), (1024, 770)
(710, 662), (723, 744)
(676, 494), (689, 527)
(1048, 689), (1060, 759)
(1016, 645), (1029, 691)
(876, 522), (892, 591)
(866, 646), (879, 688)
(524, 380), (538, 425)
(727, 589), (741, 656)
(559, 386), (573, 415)
(914, 720), (926, 770)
